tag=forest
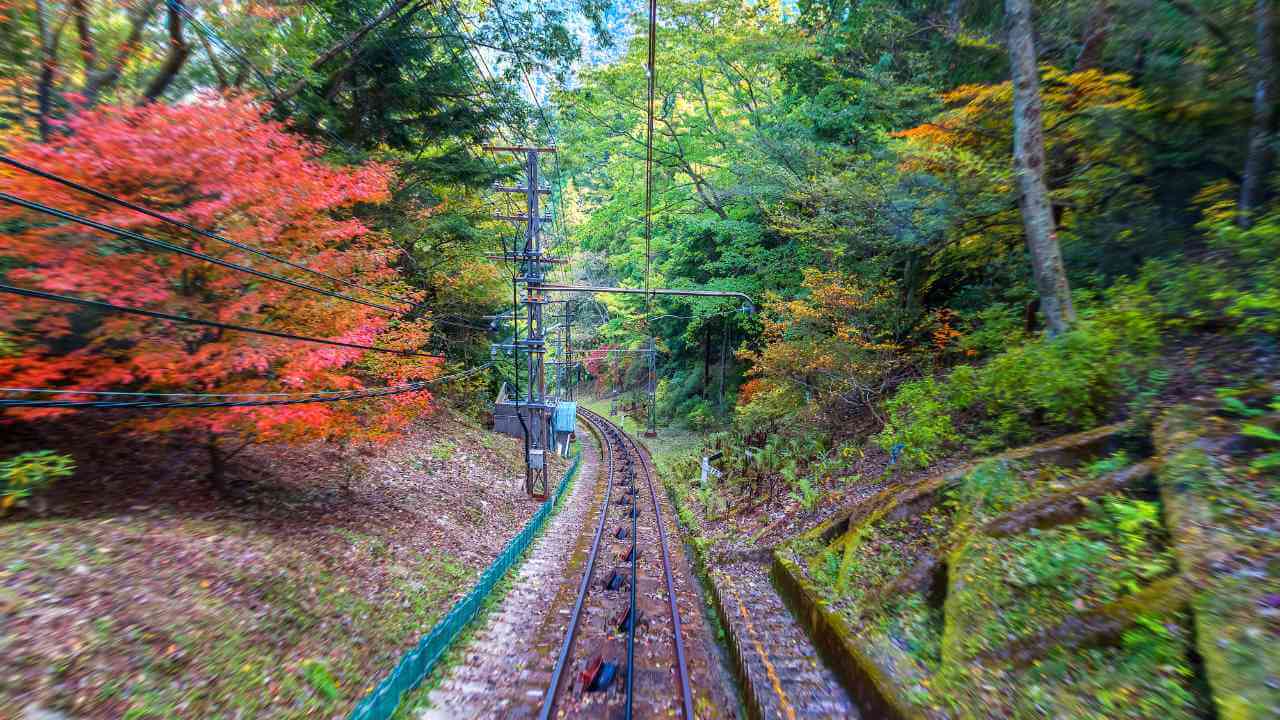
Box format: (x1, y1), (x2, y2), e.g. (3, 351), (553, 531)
(0, 0), (1277, 717)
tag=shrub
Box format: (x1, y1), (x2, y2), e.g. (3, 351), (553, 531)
(686, 399), (717, 432)
(878, 377), (960, 469)
(957, 302), (1026, 359)
(1, 450), (75, 513)
(877, 296), (1160, 467)
(734, 382), (805, 437)
(787, 475), (821, 511)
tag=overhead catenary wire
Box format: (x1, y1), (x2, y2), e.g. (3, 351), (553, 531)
(0, 362), (492, 409)
(170, 0), (368, 156)
(481, 0), (572, 256)
(168, 0), (285, 101)
(642, 0), (658, 311)
(477, 0), (579, 399)
(0, 155), (417, 309)
(415, 1), (540, 283)
(0, 192), (404, 315)
(0, 284), (444, 360)
(298, 0), (518, 287)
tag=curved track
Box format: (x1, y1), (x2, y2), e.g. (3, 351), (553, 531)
(538, 407), (694, 720)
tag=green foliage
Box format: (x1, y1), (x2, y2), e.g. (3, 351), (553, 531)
(1218, 392), (1265, 418)
(1086, 451), (1132, 479)
(429, 441), (457, 462)
(1004, 532), (1109, 590)
(685, 399), (718, 432)
(787, 475), (821, 511)
(0, 451), (74, 513)
(876, 377), (959, 468)
(299, 659), (341, 701)
(734, 383), (806, 437)
(1240, 424), (1280, 443)
(957, 303), (1026, 359)
(879, 301), (1159, 467)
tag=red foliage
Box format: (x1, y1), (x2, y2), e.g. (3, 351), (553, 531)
(0, 95), (438, 442)
(582, 344), (617, 376)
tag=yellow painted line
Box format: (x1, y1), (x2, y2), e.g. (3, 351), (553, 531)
(724, 576), (797, 720)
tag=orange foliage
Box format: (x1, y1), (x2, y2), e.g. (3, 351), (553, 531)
(738, 377), (767, 405)
(741, 269), (910, 410)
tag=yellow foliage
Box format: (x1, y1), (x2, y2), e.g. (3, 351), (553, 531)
(897, 67), (1146, 158)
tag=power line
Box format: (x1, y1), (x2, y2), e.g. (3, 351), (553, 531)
(643, 0), (658, 309)
(0, 193), (403, 314)
(482, 0), (571, 255)
(168, 0), (287, 103)
(0, 284), (444, 359)
(0, 156), (417, 310)
(171, 0), (365, 155)
(0, 362), (492, 409)
(294, 0), (529, 304)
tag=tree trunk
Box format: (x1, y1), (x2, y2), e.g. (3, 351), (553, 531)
(232, 60), (250, 89)
(1240, 0), (1276, 228)
(1075, 0), (1112, 71)
(1006, 0), (1076, 336)
(901, 252), (922, 323)
(69, 0), (98, 73)
(34, 0), (59, 142)
(718, 319), (729, 411)
(198, 30), (229, 90)
(141, 3), (190, 103)
(206, 434), (227, 495)
(703, 323), (711, 398)
(81, 0), (163, 106)
(277, 0), (427, 102)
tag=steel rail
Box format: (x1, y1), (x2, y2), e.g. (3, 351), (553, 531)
(538, 409), (617, 720)
(562, 407), (692, 719)
(625, 417), (639, 720)
(618, 414), (694, 718)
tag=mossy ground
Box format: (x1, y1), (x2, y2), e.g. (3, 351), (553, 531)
(1158, 400), (1280, 719)
(940, 613), (1202, 719)
(786, 429), (1218, 719)
(943, 495), (1175, 664)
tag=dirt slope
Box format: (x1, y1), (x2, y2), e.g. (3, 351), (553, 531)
(0, 411), (560, 719)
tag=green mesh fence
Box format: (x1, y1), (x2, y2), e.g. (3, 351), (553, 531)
(348, 450), (583, 720)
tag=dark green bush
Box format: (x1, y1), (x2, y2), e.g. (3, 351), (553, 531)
(878, 287), (1161, 467)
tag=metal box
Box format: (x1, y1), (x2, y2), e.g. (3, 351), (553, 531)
(528, 448), (545, 470)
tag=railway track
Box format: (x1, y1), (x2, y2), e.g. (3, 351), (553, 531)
(538, 407), (695, 720)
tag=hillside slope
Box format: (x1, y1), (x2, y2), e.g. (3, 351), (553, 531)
(0, 411), (561, 719)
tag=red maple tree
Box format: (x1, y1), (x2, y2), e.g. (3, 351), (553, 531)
(0, 95), (440, 480)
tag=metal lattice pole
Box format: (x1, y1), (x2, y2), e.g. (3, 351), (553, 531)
(646, 336), (657, 437)
(489, 145), (557, 499)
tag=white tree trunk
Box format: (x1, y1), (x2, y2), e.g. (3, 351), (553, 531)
(1006, 0), (1076, 336)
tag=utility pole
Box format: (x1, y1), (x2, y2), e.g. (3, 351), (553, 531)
(565, 300), (574, 400)
(489, 146), (557, 499)
(646, 335), (657, 437)
(540, 285), (754, 438)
